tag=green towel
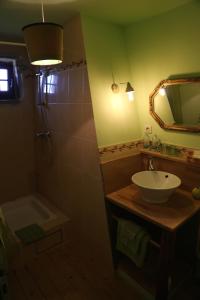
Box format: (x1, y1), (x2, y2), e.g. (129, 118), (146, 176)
(15, 224), (45, 245)
(116, 218), (150, 268)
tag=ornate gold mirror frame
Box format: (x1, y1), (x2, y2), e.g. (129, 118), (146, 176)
(149, 78), (200, 133)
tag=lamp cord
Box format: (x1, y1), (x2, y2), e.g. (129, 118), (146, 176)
(41, 0), (45, 22)
(112, 72), (115, 83)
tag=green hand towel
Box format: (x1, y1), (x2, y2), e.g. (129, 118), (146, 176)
(116, 218), (150, 268)
(15, 224), (45, 245)
(117, 219), (142, 248)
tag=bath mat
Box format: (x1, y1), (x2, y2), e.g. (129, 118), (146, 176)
(15, 224), (45, 245)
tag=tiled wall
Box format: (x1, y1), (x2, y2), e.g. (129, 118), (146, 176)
(0, 45), (35, 204)
(35, 63), (112, 273)
(36, 64), (95, 209)
(35, 16), (113, 275)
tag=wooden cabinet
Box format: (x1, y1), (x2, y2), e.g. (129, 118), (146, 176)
(106, 185), (200, 300)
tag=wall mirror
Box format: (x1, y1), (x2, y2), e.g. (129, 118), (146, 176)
(149, 77), (200, 132)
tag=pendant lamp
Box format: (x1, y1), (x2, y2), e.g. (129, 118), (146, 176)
(22, 1), (63, 66)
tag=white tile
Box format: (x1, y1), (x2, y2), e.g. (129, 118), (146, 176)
(68, 67), (84, 102)
(82, 65), (92, 103)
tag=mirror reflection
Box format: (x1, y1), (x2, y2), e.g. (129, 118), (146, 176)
(150, 78), (200, 132)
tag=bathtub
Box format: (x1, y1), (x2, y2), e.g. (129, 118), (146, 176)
(0, 195), (69, 263)
(1, 194), (57, 232)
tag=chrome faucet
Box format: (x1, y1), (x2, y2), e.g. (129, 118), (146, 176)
(148, 157), (156, 171)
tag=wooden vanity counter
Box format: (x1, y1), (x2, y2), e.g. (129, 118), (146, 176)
(106, 184), (200, 232)
(106, 185), (200, 300)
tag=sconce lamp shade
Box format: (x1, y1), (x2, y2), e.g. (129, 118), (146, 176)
(22, 22), (63, 66)
(126, 82), (135, 101)
(125, 82), (134, 93)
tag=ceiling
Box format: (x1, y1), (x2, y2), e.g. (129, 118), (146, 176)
(0, 0), (193, 41)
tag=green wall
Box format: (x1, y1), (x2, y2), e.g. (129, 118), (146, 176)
(82, 1), (200, 148)
(82, 16), (141, 147)
(125, 1), (200, 148)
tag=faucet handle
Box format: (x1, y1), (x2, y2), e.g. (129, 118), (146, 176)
(148, 156), (156, 171)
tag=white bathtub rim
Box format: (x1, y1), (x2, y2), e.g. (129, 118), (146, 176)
(0, 194), (68, 233)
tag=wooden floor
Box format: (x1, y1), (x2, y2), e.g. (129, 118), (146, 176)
(8, 243), (200, 300)
(8, 244), (145, 300)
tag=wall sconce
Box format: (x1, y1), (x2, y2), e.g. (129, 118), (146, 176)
(111, 81), (135, 101)
(111, 82), (119, 93)
(22, 1), (63, 66)
(125, 82), (135, 101)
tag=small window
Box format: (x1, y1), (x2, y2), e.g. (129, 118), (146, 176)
(0, 58), (20, 102)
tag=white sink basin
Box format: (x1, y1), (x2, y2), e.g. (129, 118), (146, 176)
(131, 171), (181, 203)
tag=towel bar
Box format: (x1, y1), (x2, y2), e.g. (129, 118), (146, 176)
(112, 214), (160, 248)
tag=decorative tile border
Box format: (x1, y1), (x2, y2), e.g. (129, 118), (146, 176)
(140, 142), (200, 168)
(99, 140), (143, 163)
(48, 59), (87, 73)
(99, 139), (200, 167)
(21, 59), (87, 78)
